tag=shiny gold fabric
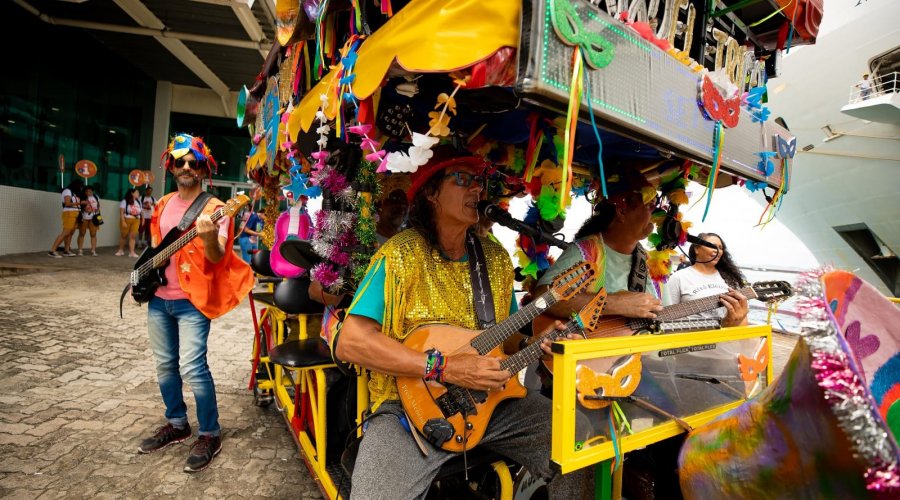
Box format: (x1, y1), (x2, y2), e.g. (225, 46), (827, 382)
(364, 229), (514, 407)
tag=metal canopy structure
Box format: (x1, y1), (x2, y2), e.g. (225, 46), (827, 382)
(11, 0), (276, 101)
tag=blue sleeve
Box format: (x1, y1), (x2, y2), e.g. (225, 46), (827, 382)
(347, 257), (387, 324)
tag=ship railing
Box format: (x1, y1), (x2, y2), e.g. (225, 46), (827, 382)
(847, 71), (899, 104)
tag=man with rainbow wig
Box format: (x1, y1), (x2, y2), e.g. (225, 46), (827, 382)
(136, 133), (253, 473)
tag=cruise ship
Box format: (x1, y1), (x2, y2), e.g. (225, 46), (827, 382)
(763, 0), (899, 298)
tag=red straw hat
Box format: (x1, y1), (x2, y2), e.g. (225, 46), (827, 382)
(406, 145), (489, 203)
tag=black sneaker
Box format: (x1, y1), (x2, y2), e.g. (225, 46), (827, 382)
(184, 435), (222, 473)
(137, 423), (192, 454)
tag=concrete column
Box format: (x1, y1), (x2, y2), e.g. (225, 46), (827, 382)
(152, 81), (173, 194)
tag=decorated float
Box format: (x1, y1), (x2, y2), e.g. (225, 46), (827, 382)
(235, 0), (897, 498)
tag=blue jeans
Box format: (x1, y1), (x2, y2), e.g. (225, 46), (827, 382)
(147, 297), (220, 436)
(238, 237), (256, 263)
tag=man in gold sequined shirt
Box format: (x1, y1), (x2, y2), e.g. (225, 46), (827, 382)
(337, 147), (592, 499)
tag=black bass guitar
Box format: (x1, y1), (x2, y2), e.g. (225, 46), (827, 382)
(119, 195), (249, 316)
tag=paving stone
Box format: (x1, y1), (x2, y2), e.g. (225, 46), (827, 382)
(25, 418), (69, 437)
(0, 423), (33, 434)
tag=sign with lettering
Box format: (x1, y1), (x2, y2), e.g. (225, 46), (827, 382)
(516, 0), (793, 189)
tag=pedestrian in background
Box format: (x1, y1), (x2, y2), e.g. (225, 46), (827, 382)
(116, 188), (141, 257)
(237, 207), (262, 263)
(76, 185), (102, 256)
(48, 179), (84, 258)
(139, 186), (157, 249)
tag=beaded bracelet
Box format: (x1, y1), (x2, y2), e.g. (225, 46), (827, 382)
(432, 355), (447, 383)
(424, 350), (446, 382)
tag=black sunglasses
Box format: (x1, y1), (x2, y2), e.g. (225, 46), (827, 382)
(174, 158), (200, 170)
(443, 171), (486, 189)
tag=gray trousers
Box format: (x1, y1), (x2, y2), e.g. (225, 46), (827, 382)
(350, 395), (593, 500)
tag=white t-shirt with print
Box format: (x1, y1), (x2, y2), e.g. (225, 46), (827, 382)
(665, 266), (730, 320)
(140, 195), (156, 219)
(61, 189), (80, 212)
(120, 199), (142, 218)
(81, 195), (100, 220)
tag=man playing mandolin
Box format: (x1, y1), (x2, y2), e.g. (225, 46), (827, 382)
(532, 163), (749, 498)
(534, 164), (748, 333)
(135, 134), (253, 472)
(337, 146), (593, 499)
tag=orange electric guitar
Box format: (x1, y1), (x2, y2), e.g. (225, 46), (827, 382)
(396, 262), (602, 452)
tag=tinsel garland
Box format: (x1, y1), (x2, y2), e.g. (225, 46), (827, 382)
(796, 269), (900, 496)
(260, 175), (283, 250)
(310, 206), (357, 293)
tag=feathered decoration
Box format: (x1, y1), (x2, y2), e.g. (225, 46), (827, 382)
(514, 205), (553, 280)
(536, 184), (566, 221)
(647, 248), (676, 284)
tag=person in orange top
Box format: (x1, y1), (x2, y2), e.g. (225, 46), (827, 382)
(136, 134), (253, 473)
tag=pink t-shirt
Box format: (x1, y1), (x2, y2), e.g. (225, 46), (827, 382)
(156, 195), (230, 300)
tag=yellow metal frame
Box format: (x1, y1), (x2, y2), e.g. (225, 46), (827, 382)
(251, 304), (289, 395)
(274, 361), (340, 498)
(550, 325), (773, 474)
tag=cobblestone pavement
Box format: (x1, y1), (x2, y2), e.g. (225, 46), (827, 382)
(0, 248), (799, 499)
(0, 249), (324, 499)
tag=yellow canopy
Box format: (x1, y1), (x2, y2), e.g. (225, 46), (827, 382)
(288, 0), (520, 139)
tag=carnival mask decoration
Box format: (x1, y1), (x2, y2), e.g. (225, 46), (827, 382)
(698, 74), (741, 128)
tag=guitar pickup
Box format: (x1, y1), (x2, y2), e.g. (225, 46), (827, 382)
(435, 385), (481, 417)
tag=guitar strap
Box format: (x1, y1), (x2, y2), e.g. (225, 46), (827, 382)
(628, 245), (648, 294)
(177, 192), (213, 231)
(465, 233), (496, 329)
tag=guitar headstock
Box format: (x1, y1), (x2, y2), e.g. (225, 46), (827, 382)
(573, 288), (607, 332)
(222, 194), (251, 217)
(548, 261), (598, 302)
(751, 281), (793, 302)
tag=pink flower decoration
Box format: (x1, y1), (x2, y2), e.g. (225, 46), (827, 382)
(365, 151), (386, 162)
(348, 124), (372, 135)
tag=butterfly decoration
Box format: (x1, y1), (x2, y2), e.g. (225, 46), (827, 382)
(775, 135), (797, 159)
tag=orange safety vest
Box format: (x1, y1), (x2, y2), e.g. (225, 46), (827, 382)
(151, 192), (254, 319)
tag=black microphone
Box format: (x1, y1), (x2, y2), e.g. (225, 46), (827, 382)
(686, 234), (719, 250)
(656, 207), (718, 251)
(477, 201), (570, 249)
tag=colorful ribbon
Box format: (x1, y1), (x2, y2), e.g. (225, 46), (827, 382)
(690, 121), (725, 222)
(560, 47), (584, 211)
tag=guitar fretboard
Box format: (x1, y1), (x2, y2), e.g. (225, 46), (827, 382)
(657, 285), (757, 322)
(470, 295), (560, 355)
(501, 319), (581, 374)
(134, 206), (229, 280)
